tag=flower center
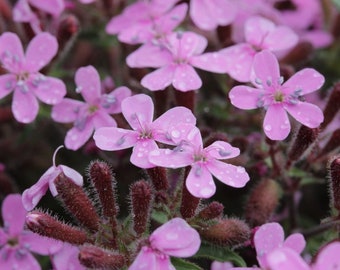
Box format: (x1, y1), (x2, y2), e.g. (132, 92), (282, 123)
(7, 237), (19, 247)
(274, 90), (284, 102)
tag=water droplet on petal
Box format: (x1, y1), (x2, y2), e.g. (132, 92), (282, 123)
(200, 187), (213, 197)
(171, 130), (180, 138)
(264, 125), (272, 131)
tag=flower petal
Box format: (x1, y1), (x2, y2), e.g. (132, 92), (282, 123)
(52, 244), (85, 270)
(263, 105), (291, 140)
(285, 102), (324, 128)
(283, 233), (306, 254)
(92, 110), (117, 129)
(32, 76), (66, 104)
(245, 16), (275, 47)
(2, 194), (26, 235)
(169, 31), (207, 58)
(0, 74), (16, 99)
(229, 85), (263, 110)
(94, 127), (137, 151)
(131, 140), (158, 168)
(186, 164), (216, 198)
(64, 124), (94, 151)
(75, 65), (101, 103)
(253, 50), (280, 86)
(129, 247), (158, 270)
(313, 242), (340, 270)
(29, 0), (65, 16)
(51, 99), (84, 123)
(205, 141), (240, 160)
(12, 90), (39, 123)
(141, 66), (175, 91)
(150, 218), (201, 257)
(21, 232), (62, 255)
(149, 148), (193, 168)
(266, 248), (310, 270)
(102, 86), (131, 114)
(173, 64), (202, 91)
(0, 32), (25, 73)
(157, 3), (188, 33)
(25, 32), (58, 72)
(0, 249), (41, 270)
(263, 26), (298, 52)
(13, 0), (36, 23)
(191, 51), (230, 74)
(59, 165), (83, 187)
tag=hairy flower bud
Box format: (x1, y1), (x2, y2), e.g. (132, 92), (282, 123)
(329, 157), (340, 213)
(26, 211), (89, 245)
(79, 245), (125, 270)
(317, 129), (340, 159)
(199, 218), (250, 247)
(57, 14), (79, 52)
(180, 178), (201, 219)
(55, 172), (100, 232)
(321, 82), (340, 130)
(198, 201), (224, 220)
(147, 167), (169, 191)
(244, 179), (280, 226)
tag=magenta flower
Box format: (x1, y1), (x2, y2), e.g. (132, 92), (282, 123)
(127, 31), (228, 91)
(106, 0), (187, 44)
(52, 243), (85, 270)
(94, 94), (196, 168)
(0, 32), (66, 123)
(219, 16), (298, 82)
(51, 65), (131, 150)
(229, 50), (324, 140)
(129, 217), (201, 270)
(190, 0), (236, 30)
(22, 146), (83, 211)
(149, 126), (249, 198)
(0, 194), (62, 269)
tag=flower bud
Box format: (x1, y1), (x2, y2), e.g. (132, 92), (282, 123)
(281, 41), (314, 65)
(180, 176), (201, 219)
(57, 14), (79, 52)
(198, 201), (224, 220)
(320, 82), (340, 130)
(199, 218), (250, 247)
(147, 167), (169, 191)
(317, 129), (340, 159)
(329, 157), (340, 213)
(244, 179), (280, 226)
(55, 172), (100, 232)
(79, 245), (125, 269)
(26, 211), (89, 245)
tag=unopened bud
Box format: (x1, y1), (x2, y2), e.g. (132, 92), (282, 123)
(281, 41), (314, 65)
(130, 180), (153, 236)
(57, 14), (79, 51)
(329, 157), (340, 213)
(55, 173), (100, 232)
(180, 174), (201, 219)
(317, 129), (340, 159)
(147, 167), (169, 191)
(245, 179), (280, 226)
(198, 201), (224, 220)
(200, 218), (250, 247)
(320, 82), (340, 130)
(79, 245), (125, 269)
(26, 211), (89, 245)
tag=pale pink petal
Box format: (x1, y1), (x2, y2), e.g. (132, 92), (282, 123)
(129, 247), (158, 270)
(170, 32), (207, 58)
(29, 0), (65, 16)
(254, 222), (285, 269)
(283, 68), (325, 95)
(127, 44), (172, 68)
(253, 50), (280, 86)
(51, 99), (84, 123)
(75, 66), (101, 103)
(12, 90), (39, 123)
(102, 86), (131, 114)
(52, 244), (85, 270)
(0, 249), (41, 270)
(150, 217), (201, 257)
(93, 127), (137, 151)
(0, 32), (25, 73)
(119, 22), (154, 44)
(20, 232), (62, 255)
(141, 66), (175, 91)
(205, 141), (240, 160)
(191, 51), (230, 74)
(283, 233), (306, 254)
(158, 123), (198, 146)
(0, 229), (7, 246)
(263, 26), (298, 52)
(131, 140), (158, 168)
(156, 3), (188, 33)
(0, 74), (16, 98)
(285, 102), (324, 128)
(263, 105), (291, 140)
(313, 242), (340, 270)
(59, 165), (83, 187)
(149, 148), (193, 168)
(2, 194), (26, 235)
(229, 85), (263, 109)
(64, 124), (94, 151)
(149, 0), (179, 15)
(211, 261), (235, 270)
(186, 164), (216, 198)
(92, 110), (117, 129)
(245, 16), (275, 47)
(173, 64), (201, 91)
(122, 94), (154, 130)
(302, 30), (333, 49)
(207, 160), (249, 188)
(266, 248), (310, 270)
(12, 0), (36, 23)
(25, 32), (58, 72)
(33, 76), (66, 104)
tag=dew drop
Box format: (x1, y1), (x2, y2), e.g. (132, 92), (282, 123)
(264, 125), (272, 131)
(200, 187), (213, 197)
(171, 130), (180, 138)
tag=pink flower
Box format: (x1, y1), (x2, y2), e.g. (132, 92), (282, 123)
(127, 31), (228, 91)
(189, 0), (236, 30)
(129, 217), (201, 270)
(52, 243), (85, 270)
(0, 32), (66, 123)
(0, 194), (62, 269)
(93, 94), (196, 168)
(211, 261), (234, 270)
(22, 146), (83, 211)
(51, 65), (131, 150)
(149, 126), (249, 198)
(106, 0), (187, 44)
(219, 16), (298, 82)
(229, 50), (324, 140)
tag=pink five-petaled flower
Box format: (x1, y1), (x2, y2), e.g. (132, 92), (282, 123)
(22, 146), (83, 211)
(0, 32), (66, 123)
(229, 50), (324, 140)
(129, 217), (201, 270)
(149, 126), (249, 198)
(219, 16), (298, 82)
(0, 194), (62, 269)
(51, 65), (131, 150)
(93, 94), (196, 168)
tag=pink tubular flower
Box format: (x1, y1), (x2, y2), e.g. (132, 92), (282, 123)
(149, 126), (249, 198)
(106, 0), (187, 44)
(93, 94), (196, 168)
(229, 50), (324, 140)
(0, 32), (66, 123)
(219, 16), (298, 82)
(129, 217), (201, 270)
(189, 0), (236, 30)
(22, 146), (83, 211)
(0, 194), (62, 269)
(51, 65), (131, 150)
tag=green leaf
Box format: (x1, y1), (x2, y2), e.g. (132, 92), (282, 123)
(171, 258), (203, 270)
(194, 242), (246, 267)
(151, 209), (169, 224)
